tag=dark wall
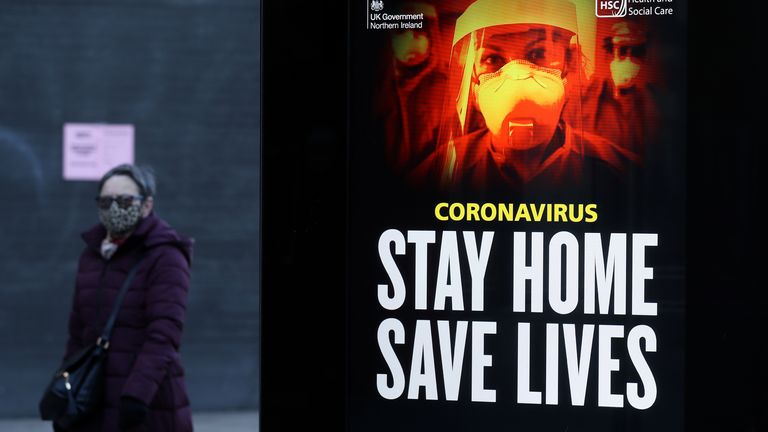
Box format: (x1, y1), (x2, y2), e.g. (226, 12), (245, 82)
(0, 0), (260, 417)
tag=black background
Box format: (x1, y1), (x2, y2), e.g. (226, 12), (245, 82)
(261, 0), (346, 430)
(261, 1), (764, 431)
(685, 1), (765, 431)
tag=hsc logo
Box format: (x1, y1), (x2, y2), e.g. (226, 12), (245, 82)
(596, 0), (627, 17)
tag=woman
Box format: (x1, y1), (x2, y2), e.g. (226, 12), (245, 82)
(58, 164), (193, 431)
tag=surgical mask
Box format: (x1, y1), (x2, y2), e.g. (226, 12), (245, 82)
(475, 60), (566, 151)
(99, 201), (142, 236)
(610, 57), (641, 89)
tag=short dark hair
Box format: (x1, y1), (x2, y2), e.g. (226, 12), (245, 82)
(98, 164), (156, 198)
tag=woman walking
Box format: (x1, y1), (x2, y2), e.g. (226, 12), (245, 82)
(56, 164), (193, 431)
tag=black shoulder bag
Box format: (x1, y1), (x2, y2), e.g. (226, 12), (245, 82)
(39, 254), (146, 428)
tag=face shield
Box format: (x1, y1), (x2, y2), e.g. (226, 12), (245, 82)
(437, 0), (583, 185)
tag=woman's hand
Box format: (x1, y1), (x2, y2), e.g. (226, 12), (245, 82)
(118, 396), (149, 430)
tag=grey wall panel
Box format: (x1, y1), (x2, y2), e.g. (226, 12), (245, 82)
(0, 1), (260, 417)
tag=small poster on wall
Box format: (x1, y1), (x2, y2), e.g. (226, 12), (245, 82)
(63, 123), (135, 181)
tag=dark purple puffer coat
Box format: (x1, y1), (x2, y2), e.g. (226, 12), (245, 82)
(62, 213), (193, 431)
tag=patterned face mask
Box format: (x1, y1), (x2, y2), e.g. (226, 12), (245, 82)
(98, 201), (142, 236)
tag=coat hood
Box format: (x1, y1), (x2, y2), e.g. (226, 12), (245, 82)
(81, 213), (193, 264)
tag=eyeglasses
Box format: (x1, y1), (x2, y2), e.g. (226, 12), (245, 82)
(95, 194), (143, 210)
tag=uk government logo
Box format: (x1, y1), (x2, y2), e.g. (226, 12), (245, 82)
(371, 0), (384, 12)
(596, 0), (627, 17)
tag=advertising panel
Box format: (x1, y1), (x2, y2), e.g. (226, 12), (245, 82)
(348, 0), (686, 430)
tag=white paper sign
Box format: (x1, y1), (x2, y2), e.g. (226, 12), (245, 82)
(63, 123), (135, 181)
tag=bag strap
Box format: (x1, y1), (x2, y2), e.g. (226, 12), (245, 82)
(96, 252), (146, 349)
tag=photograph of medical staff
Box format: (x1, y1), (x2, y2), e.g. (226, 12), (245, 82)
(378, 2), (448, 182)
(582, 18), (661, 160)
(376, 0), (667, 193)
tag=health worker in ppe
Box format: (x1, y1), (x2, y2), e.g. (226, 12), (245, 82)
(582, 19), (659, 159)
(435, 0), (637, 193)
(381, 2), (448, 182)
